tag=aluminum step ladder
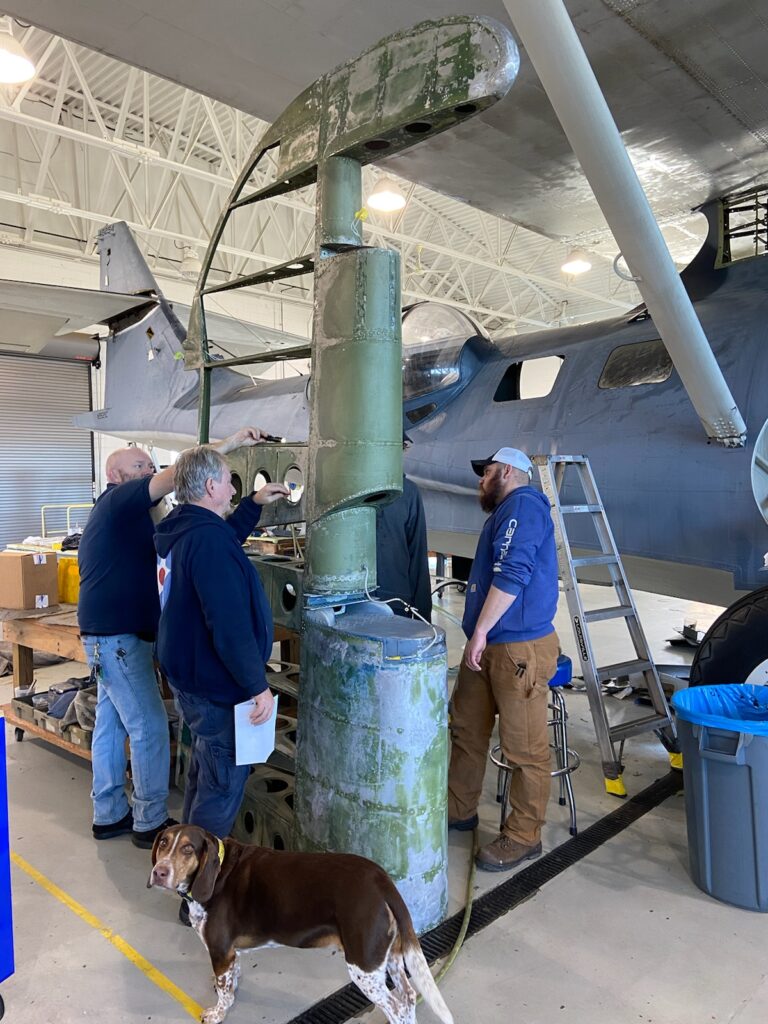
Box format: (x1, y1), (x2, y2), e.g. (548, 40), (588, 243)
(533, 454), (678, 796)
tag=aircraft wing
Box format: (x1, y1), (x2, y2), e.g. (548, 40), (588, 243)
(6, 0), (767, 250)
(0, 280), (156, 360)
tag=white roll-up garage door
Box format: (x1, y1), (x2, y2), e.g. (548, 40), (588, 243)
(0, 354), (94, 550)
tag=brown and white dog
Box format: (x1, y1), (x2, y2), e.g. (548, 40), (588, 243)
(148, 824), (454, 1024)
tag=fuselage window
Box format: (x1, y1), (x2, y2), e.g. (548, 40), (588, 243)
(598, 339), (673, 389)
(493, 355), (563, 402)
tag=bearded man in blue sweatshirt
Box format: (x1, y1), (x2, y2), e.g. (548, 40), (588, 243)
(155, 444), (288, 838)
(447, 448), (560, 872)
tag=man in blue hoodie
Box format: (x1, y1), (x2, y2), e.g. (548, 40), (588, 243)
(154, 444), (288, 840)
(447, 448), (560, 872)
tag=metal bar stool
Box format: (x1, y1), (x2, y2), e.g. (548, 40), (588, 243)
(490, 653), (580, 836)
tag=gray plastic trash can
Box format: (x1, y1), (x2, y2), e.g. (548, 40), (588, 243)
(672, 685), (768, 912)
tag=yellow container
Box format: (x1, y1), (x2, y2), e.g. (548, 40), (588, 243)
(57, 555), (80, 605)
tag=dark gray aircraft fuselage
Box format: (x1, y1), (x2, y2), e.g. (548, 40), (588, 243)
(77, 220), (768, 607)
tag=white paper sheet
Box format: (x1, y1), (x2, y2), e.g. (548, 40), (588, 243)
(234, 695), (278, 766)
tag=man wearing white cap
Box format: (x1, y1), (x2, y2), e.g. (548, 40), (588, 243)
(447, 447), (559, 871)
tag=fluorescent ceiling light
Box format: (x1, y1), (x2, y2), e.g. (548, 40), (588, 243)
(367, 177), (406, 213)
(561, 249), (592, 275)
(0, 25), (35, 84)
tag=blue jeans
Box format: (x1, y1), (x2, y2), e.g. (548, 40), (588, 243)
(172, 689), (249, 838)
(82, 634), (170, 831)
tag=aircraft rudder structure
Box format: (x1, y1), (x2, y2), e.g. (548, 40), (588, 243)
(97, 222), (160, 296)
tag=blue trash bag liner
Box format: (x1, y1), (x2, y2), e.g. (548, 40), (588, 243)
(672, 684), (768, 735)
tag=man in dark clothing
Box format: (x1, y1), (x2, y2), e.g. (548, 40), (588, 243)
(78, 429), (267, 849)
(154, 444), (288, 838)
(447, 447), (560, 872)
(375, 434), (432, 621)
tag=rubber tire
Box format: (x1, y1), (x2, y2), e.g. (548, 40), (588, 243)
(14, 728), (23, 742)
(689, 585), (768, 686)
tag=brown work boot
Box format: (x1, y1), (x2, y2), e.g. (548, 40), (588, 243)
(475, 834), (542, 872)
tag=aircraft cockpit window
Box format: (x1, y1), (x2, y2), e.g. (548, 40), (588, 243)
(598, 339), (673, 389)
(493, 356), (563, 402)
(402, 304), (483, 400)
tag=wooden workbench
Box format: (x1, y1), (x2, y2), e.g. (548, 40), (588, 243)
(2, 607), (83, 689)
(1, 606), (300, 760)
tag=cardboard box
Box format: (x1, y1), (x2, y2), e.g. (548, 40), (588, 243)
(0, 551), (59, 610)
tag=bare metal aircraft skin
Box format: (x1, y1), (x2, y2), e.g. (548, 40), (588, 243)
(75, 221), (768, 607)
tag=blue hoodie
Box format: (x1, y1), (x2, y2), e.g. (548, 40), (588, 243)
(462, 485), (558, 644)
(154, 499), (272, 706)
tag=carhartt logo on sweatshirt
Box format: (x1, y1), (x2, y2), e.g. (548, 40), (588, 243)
(493, 518), (518, 571)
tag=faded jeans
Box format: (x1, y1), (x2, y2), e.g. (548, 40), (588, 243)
(82, 634), (170, 831)
(172, 688), (249, 838)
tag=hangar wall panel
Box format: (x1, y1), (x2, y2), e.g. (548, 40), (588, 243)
(0, 355), (93, 551)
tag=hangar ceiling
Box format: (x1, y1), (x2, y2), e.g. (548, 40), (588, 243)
(1, 8), (735, 343)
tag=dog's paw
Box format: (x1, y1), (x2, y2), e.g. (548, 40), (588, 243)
(201, 1008), (225, 1024)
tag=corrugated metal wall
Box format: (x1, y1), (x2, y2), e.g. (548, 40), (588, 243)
(0, 354), (93, 549)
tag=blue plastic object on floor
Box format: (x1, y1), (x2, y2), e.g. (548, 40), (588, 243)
(672, 684), (768, 911)
(0, 716), (15, 994)
(549, 653), (572, 689)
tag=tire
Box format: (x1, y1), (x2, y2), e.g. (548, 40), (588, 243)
(689, 585), (768, 686)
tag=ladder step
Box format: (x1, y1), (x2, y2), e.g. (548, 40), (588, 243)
(609, 713), (673, 742)
(597, 659), (653, 682)
(584, 605), (634, 623)
(559, 504), (602, 513)
(571, 554), (618, 567)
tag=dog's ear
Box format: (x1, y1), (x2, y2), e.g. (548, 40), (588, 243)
(189, 834), (221, 904)
(150, 828), (166, 867)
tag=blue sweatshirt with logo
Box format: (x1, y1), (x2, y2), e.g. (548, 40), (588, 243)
(154, 499), (272, 706)
(462, 486), (558, 644)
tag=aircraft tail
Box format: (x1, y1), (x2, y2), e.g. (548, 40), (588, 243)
(98, 221), (162, 295)
(74, 223), (195, 444)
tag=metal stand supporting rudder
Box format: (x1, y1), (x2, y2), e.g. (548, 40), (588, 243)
(534, 455), (678, 796)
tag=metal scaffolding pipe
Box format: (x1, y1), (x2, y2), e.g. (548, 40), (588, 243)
(503, 0), (747, 446)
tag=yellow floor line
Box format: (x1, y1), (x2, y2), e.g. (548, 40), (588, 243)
(11, 851), (204, 1021)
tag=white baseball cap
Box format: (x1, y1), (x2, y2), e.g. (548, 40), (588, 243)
(471, 447), (533, 477)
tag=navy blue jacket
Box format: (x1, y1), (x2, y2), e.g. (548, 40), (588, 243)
(462, 486), (558, 643)
(78, 477), (160, 637)
(154, 499), (272, 705)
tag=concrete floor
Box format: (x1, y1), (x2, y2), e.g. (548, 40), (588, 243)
(2, 586), (764, 1024)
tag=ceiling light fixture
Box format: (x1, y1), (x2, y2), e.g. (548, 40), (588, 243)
(367, 177), (406, 213)
(561, 249), (592, 275)
(179, 246), (202, 280)
(0, 20), (35, 84)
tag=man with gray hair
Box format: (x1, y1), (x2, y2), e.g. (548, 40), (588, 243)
(78, 428), (270, 849)
(154, 445), (288, 842)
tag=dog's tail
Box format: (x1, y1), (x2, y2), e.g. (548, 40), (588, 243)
(388, 892), (454, 1024)
(402, 940), (454, 1024)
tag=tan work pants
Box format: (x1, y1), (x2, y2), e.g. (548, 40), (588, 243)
(448, 631), (560, 846)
